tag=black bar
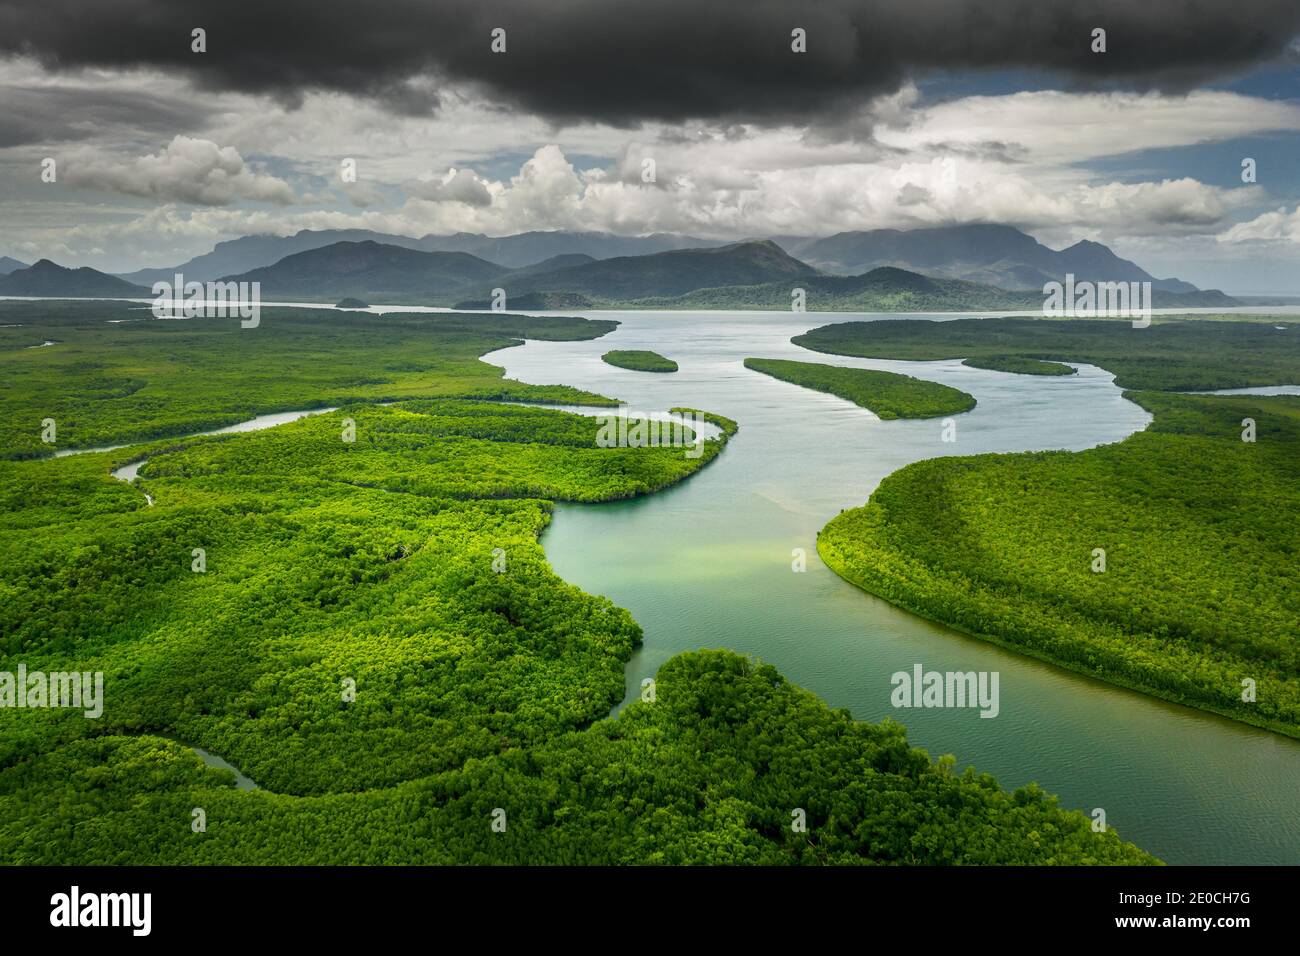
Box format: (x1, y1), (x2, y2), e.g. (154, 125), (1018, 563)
(1, 865), (1287, 941)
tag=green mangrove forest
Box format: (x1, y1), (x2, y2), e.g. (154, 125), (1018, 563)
(743, 357), (976, 419)
(0, 301), (1151, 864)
(601, 350), (679, 372)
(794, 316), (1300, 391)
(804, 317), (1300, 737)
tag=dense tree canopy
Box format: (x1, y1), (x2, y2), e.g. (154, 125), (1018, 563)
(819, 391), (1300, 736)
(744, 357), (975, 419)
(602, 350), (679, 372)
(0, 301), (617, 458)
(794, 317), (1300, 391)
(0, 301), (1150, 865)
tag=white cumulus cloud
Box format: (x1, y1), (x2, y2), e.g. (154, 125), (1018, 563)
(62, 135), (295, 205)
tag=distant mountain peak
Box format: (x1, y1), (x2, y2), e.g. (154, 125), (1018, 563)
(718, 238), (787, 254)
(0, 258), (147, 297)
(0, 255), (29, 276)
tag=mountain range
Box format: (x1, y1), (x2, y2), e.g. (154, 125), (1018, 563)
(108, 223), (1203, 294)
(0, 225), (1236, 311)
(116, 229), (722, 285)
(219, 237), (1230, 311)
(777, 224), (1199, 293)
(459, 240), (818, 303)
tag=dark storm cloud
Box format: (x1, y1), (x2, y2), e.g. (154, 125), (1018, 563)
(0, 86), (210, 147)
(1, 0), (1297, 124)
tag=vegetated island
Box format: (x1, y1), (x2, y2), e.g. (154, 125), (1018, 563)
(0, 297), (1153, 865)
(793, 316), (1300, 391)
(335, 297), (371, 309)
(962, 355), (1076, 376)
(744, 357), (975, 419)
(602, 349), (679, 373)
(801, 316), (1300, 737)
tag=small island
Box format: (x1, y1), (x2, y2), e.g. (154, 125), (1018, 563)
(601, 349), (679, 373)
(335, 297), (371, 310)
(963, 355), (1076, 376)
(744, 357), (975, 419)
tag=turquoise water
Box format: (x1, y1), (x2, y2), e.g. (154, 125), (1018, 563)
(487, 309), (1300, 866)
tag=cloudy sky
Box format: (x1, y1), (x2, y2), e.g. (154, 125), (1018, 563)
(2, 0), (1299, 291)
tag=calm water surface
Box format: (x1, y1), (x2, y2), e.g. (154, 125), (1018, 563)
(487, 309), (1300, 866)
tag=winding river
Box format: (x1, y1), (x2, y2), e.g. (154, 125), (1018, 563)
(486, 309), (1300, 866)
(50, 304), (1300, 863)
